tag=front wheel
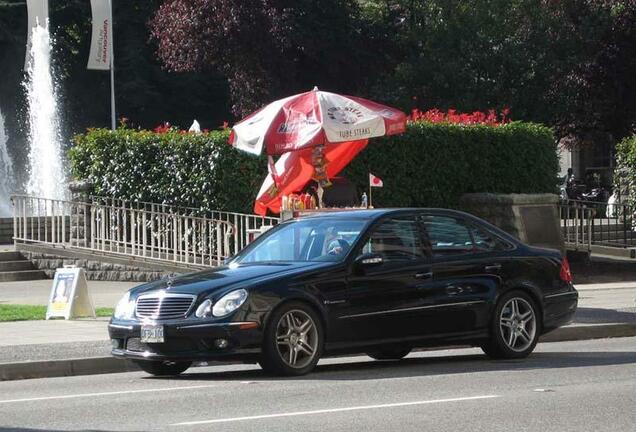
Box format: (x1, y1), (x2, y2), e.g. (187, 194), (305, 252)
(482, 291), (540, 359)
(259, 302), (324, 376)
(133, 360), (192, 376)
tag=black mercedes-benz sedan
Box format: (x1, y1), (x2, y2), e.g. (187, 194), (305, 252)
(109, 208), (577, 376)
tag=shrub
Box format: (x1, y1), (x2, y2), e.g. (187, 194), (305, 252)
(69, 128), (266, 213)
(614, 134), (636, 207)
(343, 121), (558, 208)
(69, 121), (558, 214)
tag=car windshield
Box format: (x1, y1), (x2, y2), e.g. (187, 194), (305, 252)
(233, 217), (367, 263)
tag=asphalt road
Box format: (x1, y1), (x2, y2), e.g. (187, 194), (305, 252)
(1, 337), (635, 432)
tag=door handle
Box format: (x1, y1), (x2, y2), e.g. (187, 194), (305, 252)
(484, 264), (502, 273)
(414, 271), (433, 279)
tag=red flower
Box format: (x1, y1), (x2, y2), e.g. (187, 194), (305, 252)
(407, 107), (512, 126)
(153, 122), (171, 133)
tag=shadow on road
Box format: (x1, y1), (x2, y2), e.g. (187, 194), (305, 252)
(146, 349), (636, 383)
(574, 307), (636, 324)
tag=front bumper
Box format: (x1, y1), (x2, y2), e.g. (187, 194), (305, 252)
(108, 320), (263, 362)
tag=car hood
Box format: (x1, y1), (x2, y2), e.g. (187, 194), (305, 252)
(129, 261), (335, 297)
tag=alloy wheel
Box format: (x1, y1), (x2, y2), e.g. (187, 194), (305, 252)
(499, 297), (536, 352)
(275, 309), (319, 369)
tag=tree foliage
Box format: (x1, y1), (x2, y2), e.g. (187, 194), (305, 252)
(148, 0), (389, 116)
(556, 1), (636, 142)
(0, 0), (634, 178)
(148, 0), (635, 142)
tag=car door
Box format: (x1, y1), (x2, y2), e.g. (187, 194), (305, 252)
(419, 213), (505, 335)
(341, 216), (434, 344)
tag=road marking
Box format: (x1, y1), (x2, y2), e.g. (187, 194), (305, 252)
(0, 384), (218, 404)
(172, 394), (500, 426)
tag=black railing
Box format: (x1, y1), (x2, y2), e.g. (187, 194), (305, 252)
(560, 199), (635, 250)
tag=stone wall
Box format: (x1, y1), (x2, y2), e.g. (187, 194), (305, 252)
(459, 193), (564, 252)
(21, 250), (170, 282)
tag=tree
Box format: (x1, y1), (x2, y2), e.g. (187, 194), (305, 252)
(149, 0), (389, 116)
(555, 1), (636, 142)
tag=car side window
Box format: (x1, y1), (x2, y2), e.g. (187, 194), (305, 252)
(359, 218), (425, 262)
(471, 225), (512, 252)
(421, 215), (473, 256)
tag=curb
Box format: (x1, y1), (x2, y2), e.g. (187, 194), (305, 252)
(0, 356), (139, 381)
(2, 323), (636, 382)
(539, 322), (636, 343)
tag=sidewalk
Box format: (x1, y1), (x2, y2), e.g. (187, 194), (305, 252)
(1, 281), (635, 380)
(0, 279), (138, 308)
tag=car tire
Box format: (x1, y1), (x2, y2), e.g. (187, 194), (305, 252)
(481, 290), (541, 359)
(259, 301), (324, 376)
(133, 360), (192, 376)
(366, 345), (411, 361)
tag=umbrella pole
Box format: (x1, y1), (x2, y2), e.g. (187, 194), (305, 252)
(317, 184), (324, 208)
(369, 183), (373, 209)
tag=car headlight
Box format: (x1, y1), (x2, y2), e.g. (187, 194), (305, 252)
(213, 289), (248, 317)
(195, 299), (213, 318)
(113, 292), (135, 320)
(195, 289), (248, 318)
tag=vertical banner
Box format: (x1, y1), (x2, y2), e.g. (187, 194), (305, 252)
(87, 0), (112, 70)
(24, 0), (49, 70)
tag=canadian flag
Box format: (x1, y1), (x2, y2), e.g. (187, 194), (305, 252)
(369, 173), (383, 187)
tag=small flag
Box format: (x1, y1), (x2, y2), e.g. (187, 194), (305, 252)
(369, 173), (383, 187)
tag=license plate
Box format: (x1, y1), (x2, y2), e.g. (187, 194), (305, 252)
(140, 325), (164, 343)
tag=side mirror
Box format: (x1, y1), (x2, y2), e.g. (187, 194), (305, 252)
(354, 253), (384, 272)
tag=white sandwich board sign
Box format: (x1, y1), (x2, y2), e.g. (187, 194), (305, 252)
(46, 266), (96, 320)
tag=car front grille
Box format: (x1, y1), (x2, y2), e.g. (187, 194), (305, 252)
(135, 293), (195, 320)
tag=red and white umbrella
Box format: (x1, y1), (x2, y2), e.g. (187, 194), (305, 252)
(229, 87), (406, 156)
(253, 139), (369, 215)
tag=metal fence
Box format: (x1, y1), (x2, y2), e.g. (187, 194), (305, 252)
(11, 195), (279, 266)
(12, 195), (76, 245)
(559, 199), (636, 251)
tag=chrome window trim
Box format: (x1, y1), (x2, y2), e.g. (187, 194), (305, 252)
(339, 300), (486, 319)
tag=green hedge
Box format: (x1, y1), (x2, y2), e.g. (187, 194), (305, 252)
(344, 121), (558, 208)
(69, 128), (266, 213)
(614, 134), (636, 207)
(69, 122), (558, 214)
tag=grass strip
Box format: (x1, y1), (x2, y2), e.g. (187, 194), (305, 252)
(0, 304), (113, 321)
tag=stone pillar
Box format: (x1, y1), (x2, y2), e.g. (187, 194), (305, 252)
(68, 180), (94, 247)
(459, 193), (564, 252)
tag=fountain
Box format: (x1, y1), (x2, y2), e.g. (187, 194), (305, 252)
(0, 109), (15, 217)
(22, 19), (67, 200)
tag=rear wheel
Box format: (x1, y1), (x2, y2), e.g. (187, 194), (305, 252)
(366, 345), (411, 361)
(133, 360), (192, 376)
(259, 302), (324, 376)
(482, 291), (540, 359)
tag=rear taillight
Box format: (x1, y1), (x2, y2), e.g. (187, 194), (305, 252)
(559, 257), (573, 283)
